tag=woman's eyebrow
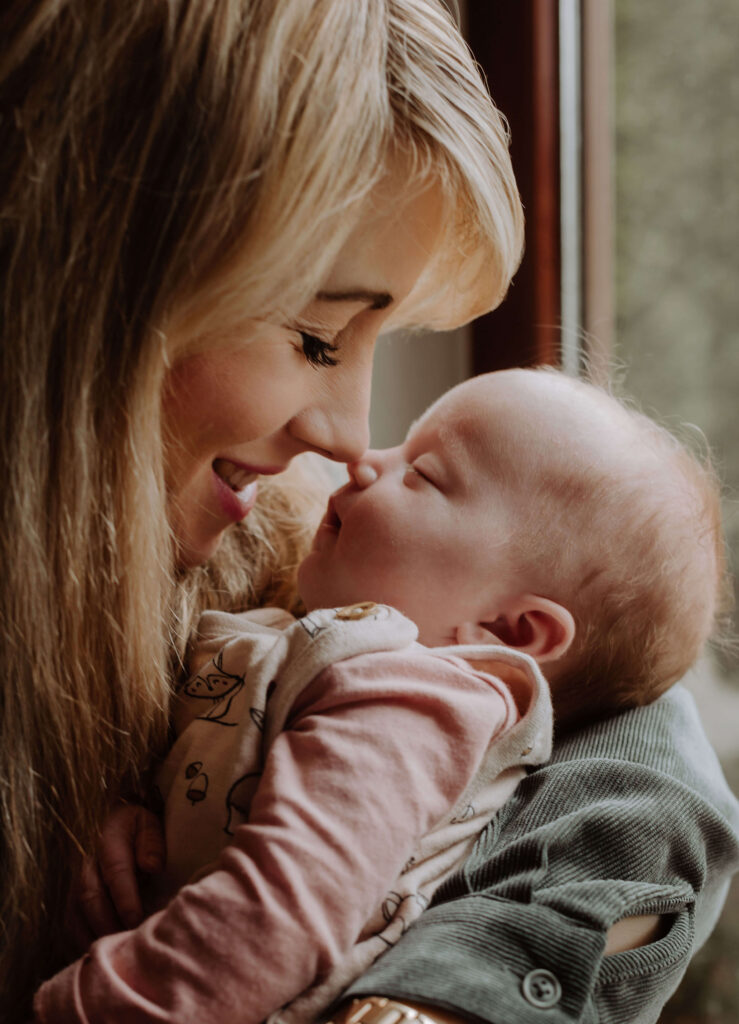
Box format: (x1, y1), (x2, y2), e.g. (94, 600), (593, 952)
(315, 289), (393, 310)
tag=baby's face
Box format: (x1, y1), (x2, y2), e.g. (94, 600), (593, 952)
(298, 375), (530, 645)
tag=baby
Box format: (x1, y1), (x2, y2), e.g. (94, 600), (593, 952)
(300, 365), (724, 727)
(75, 368), (726, 1024)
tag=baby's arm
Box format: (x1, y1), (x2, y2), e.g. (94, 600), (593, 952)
(34, 650), (523, 1024)
(72, 608), (299, 939)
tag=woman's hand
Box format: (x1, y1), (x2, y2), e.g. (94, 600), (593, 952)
(72, 802), (165, 944)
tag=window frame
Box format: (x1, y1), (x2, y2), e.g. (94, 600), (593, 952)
(466, 0), (613, 377)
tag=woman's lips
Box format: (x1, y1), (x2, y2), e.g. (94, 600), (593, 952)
(211, 458), (284, 523)
(213, 458), (256, 492)
(213, 457), (284, 486)
(212, 469), (259, 522)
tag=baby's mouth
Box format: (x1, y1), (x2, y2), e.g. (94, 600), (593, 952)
(323, 496), (342, 531)
(213, 458), (258, 494)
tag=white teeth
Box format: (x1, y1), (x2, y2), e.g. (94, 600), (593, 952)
(213, 458), (257, 493)
(235, 481), (258, 503)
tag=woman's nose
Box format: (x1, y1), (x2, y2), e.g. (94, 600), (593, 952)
(328, 411), (371, 463)
(289, 351), (374, 463)
(295, 406), (370, 463)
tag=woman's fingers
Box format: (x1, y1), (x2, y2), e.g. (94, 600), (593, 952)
(66, 894), (98, 955)
(76, 856), (121, 938)
(97, 845), (144, 930)
(97, 804), (159, 929)
(133, 806), (166, 875)
(74, 803), (165, 938)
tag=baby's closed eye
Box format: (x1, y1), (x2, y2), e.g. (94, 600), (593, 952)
(405, 462), (439, 489)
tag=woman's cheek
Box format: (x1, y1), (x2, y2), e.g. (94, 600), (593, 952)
(163, 349), (295, 453)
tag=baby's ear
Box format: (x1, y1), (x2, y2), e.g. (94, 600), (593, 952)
(456, 595), (575, 663)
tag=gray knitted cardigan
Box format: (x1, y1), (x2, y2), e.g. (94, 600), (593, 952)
(347, 684), (739, 1024)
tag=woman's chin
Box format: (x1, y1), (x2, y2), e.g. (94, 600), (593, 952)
(174, 526), (226, 571)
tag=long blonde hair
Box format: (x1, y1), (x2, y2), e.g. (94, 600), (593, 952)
(0, 0), (522, 1011)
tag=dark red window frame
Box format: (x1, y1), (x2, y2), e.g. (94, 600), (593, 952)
(467, 1), (612, 374)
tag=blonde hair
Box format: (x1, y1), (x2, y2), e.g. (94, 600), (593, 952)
(509, 371), (728, 729)
(0, 0), (522, 1011)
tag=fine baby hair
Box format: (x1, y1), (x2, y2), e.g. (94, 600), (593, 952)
(502, 369), (727, 728)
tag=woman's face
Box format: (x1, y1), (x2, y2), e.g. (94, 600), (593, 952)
(163, 177), (443, 568)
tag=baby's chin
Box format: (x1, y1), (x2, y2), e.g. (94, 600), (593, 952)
(296, 567), (337, 613)
(299, 590), (362, 614)
(298, 558), (428, 625)
(297, 571), (376, 615)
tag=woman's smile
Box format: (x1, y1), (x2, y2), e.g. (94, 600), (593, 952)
(211, 459), (286, 523)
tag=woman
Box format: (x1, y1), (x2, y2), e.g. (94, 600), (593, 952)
(2, 2), (737, 1022)
(1, 0), (521, 1016)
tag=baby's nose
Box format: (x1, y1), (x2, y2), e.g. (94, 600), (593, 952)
(348, 457), (379, 489)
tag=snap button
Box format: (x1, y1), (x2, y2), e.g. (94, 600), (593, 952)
(335, 602), (381, 620)
(521, 969), (562, 1008)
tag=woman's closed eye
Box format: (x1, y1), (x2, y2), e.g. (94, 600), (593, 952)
(299, 331), (340, 368)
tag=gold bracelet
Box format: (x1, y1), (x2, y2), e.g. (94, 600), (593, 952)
(327, 997), (442, 1024)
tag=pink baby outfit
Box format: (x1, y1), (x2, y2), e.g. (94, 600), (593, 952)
(34, 603), (552, 1024)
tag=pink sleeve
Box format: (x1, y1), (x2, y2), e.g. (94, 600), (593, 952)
(34, 651), (520, 1024)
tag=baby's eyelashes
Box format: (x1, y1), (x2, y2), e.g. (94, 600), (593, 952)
(404, 462), (437, 488)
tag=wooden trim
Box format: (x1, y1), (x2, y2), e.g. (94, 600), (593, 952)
(581, 0), (614, 379)
(532, 0), (562, 366)
(468, 1), (561, 372)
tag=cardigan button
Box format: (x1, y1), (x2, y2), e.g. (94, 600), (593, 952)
(521, 969), (562, 1008)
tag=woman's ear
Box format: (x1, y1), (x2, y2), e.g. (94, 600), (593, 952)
(456, 595), (575, 663)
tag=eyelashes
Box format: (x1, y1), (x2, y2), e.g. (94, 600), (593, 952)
(300, 331), (340, 368)
(405, 463), (435, 488)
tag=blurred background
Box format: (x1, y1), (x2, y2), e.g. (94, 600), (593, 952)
(369, 2), (739, 1020)
(614, 4), (738, 1016)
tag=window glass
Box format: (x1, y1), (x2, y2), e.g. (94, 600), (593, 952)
(615, 4), (739, 1017)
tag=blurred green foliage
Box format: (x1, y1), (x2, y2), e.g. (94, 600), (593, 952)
(614, 2), (739, 1019)
(615, 0), (739, 639)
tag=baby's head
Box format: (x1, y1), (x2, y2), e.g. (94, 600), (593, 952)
(298, 368), (726, 725)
